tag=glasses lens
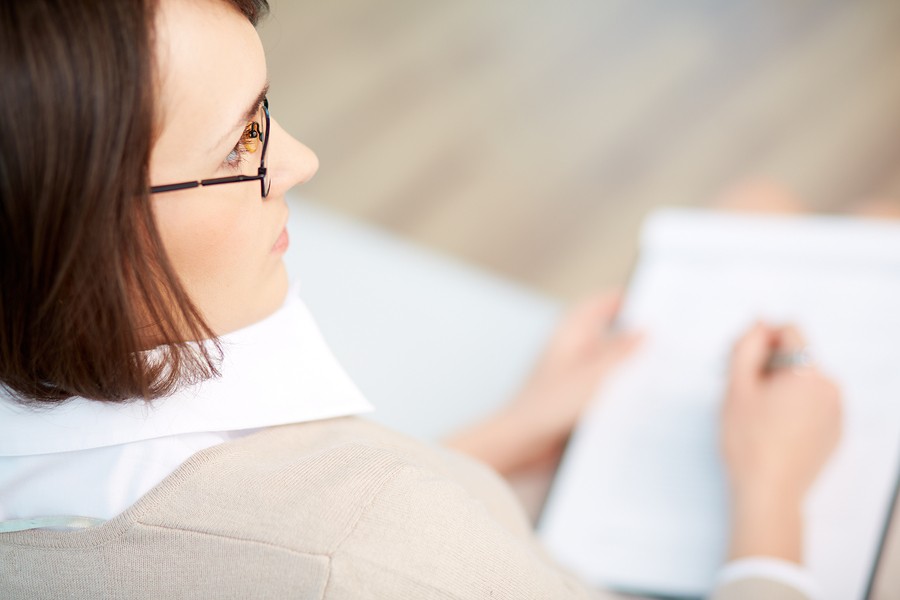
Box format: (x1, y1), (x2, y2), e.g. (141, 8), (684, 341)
(243, 123), (261, 154)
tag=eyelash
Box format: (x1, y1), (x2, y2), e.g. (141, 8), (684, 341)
(223, 133), (251, 170)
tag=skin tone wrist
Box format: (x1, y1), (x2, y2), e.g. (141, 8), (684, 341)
(729, 487), (804, 563)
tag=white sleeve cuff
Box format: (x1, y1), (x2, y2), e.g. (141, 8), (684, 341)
(714, 557), (821, 600)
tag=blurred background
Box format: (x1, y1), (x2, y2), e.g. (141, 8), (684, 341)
(259, 0), (900, 301)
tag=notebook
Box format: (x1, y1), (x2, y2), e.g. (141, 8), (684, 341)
(537, 209), (900, 599)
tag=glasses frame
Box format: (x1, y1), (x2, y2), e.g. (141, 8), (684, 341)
(150, 97), (271, 198)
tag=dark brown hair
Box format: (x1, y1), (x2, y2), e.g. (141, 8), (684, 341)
(0, 0), (269, 404)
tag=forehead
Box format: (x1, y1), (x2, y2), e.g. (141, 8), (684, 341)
(154, 0), (266, 143)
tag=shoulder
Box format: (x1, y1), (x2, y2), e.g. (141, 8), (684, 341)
(1, 417), (604, 599)
(134, 417), (529, 552)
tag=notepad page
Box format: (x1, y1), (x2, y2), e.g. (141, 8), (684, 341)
(538, 209), (900, 600)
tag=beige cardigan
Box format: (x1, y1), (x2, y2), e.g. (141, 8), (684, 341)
(0, 417), (806, 599)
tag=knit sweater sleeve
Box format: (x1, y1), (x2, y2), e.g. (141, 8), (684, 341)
(711, 578), (811, 600)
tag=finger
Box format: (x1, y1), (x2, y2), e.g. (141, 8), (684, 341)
(558, 290), (623, 339)
(774, 324), (808, 352)
(730, 322), (775, 390)
(603, 330), (645, 360)
(591, 331), (644, 378)
(576, 289), (623, 326)
(767, 324), (818, 375)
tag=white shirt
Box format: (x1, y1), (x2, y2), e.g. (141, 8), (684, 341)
(0, 286), (816, 598)
(0, 286), (373, 522)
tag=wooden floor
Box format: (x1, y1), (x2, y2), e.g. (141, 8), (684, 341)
(259, 0), (900, 300)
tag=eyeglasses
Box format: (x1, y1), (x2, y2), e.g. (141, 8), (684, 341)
(150, 97), (271, 198)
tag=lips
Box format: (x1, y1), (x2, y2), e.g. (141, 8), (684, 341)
(271, 226), (289, 254)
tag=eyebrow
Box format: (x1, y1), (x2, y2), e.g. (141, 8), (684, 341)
(211, 81), (270, 154)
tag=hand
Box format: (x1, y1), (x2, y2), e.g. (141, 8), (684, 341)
(506, 290), (643, 457)
(723, 323), (842, 501)
(444, 290), (642, 475)
(722, 322), (842, 561)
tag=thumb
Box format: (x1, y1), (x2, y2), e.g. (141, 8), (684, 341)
(608, 330), (644, 359)
(595, 330), (644, 375)
(551, 290), (623, 353)
(571, 289), (623, 328)
(730, 322), (774, 391)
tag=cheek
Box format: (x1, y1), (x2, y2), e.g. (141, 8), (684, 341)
(153, 195), (263, 291)
(151, 192), (290, 334)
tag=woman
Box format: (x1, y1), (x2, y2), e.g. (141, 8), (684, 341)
(0, 0), (841, 598)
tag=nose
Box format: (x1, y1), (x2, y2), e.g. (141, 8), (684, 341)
(266, 117), (319, 196)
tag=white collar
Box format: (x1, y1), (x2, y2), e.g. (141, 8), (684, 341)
(0, 285), (373, 456)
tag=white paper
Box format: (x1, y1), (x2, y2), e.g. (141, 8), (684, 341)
(538, 209), (900, 599)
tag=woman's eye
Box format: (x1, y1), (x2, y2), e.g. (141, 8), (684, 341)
(222, 123), (259, 170)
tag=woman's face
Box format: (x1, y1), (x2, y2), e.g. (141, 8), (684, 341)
(149, 0), (317, 335)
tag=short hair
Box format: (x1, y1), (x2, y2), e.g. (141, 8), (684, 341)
(0, 0), (269, 404)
